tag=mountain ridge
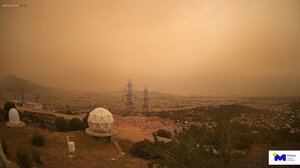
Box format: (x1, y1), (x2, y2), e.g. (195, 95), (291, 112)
(0, 75), (50, 92)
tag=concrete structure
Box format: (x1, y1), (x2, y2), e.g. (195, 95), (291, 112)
(6, 108), (25, 127)
(85, 107), (117, 141)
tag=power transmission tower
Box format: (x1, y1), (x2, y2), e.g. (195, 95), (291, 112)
(123, 79), (134, 115)
(143, 87), (149, 115)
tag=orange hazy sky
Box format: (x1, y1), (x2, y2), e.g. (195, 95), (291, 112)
(1, 0), (300, 96)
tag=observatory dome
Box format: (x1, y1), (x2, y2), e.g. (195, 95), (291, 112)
(7, 108), (25, 127)
(87, 107), (114, 133)
(9, 108), (20, 125)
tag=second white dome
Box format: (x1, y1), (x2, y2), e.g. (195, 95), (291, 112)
(87, 107), (114, 133)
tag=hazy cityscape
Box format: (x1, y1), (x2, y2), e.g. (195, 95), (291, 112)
(1, 0), (300, 167)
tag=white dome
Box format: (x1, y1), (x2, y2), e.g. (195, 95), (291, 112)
(87, 107), (114, 133)
(8, 108), (20, 125)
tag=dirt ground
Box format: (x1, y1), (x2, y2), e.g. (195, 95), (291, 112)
(0, 123), (148, 168)
(116, 124), (154, 142)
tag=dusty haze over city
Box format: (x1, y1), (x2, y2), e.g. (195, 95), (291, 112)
(1, 0), (300, 96)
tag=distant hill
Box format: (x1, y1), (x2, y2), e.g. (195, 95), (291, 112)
(0, 75), (50, 92)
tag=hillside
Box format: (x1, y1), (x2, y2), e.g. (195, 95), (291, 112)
(0, 123), (147, 168)
(0, 75), (50, 92)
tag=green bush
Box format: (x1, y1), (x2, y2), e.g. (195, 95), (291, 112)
(55, 117), (67, 132)
(4, 101), (16, 112)
(32, 150), (43, 165)
(155, 129), (172, 139)
(21, 116), (32, 124)
(20, 112), (57, 130)
(118, 139), (133, 153)
(0, 108), (4, 122)
(67, 117), (83, 131)
(82, 113), (89, 129)
(234, 135), (252, 150)
(129, 139), (164, 160)
(16, 149), (31, 168)
(2, 101), (15, 121)
(31, 133), (45, 147)
(1, 139), (8, 155)
(152, 133), (158, 142)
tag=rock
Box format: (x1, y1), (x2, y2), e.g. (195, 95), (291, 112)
(269, 124), (275, 128)
(232, 150), (246, 155)
(289, 128), (295, 134)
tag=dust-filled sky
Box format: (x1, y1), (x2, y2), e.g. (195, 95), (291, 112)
(1, 0), (300, 96)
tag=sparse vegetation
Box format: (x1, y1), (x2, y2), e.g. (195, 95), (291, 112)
(82, 113), (89, 129)
(55, 116), (86, 132)
(20, 112), (86, 132)
(0, 108), (4, 122)
(2, 101), (16, 121)
(20, 111), (88, 132)
(4, 101), (16, 112)
(118, 139), (133, 153)
(129, 119), (300, 168)
(16, 149), (32, 168)
(155, 129), (172, 139)
(130, 124), (235, 168)
(67, 117), (83, 131)
(130, 139), (164, 160)
(21, 112), (55, 129)
(55, 117), (67, 132)
(31, 133), (45, 147)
